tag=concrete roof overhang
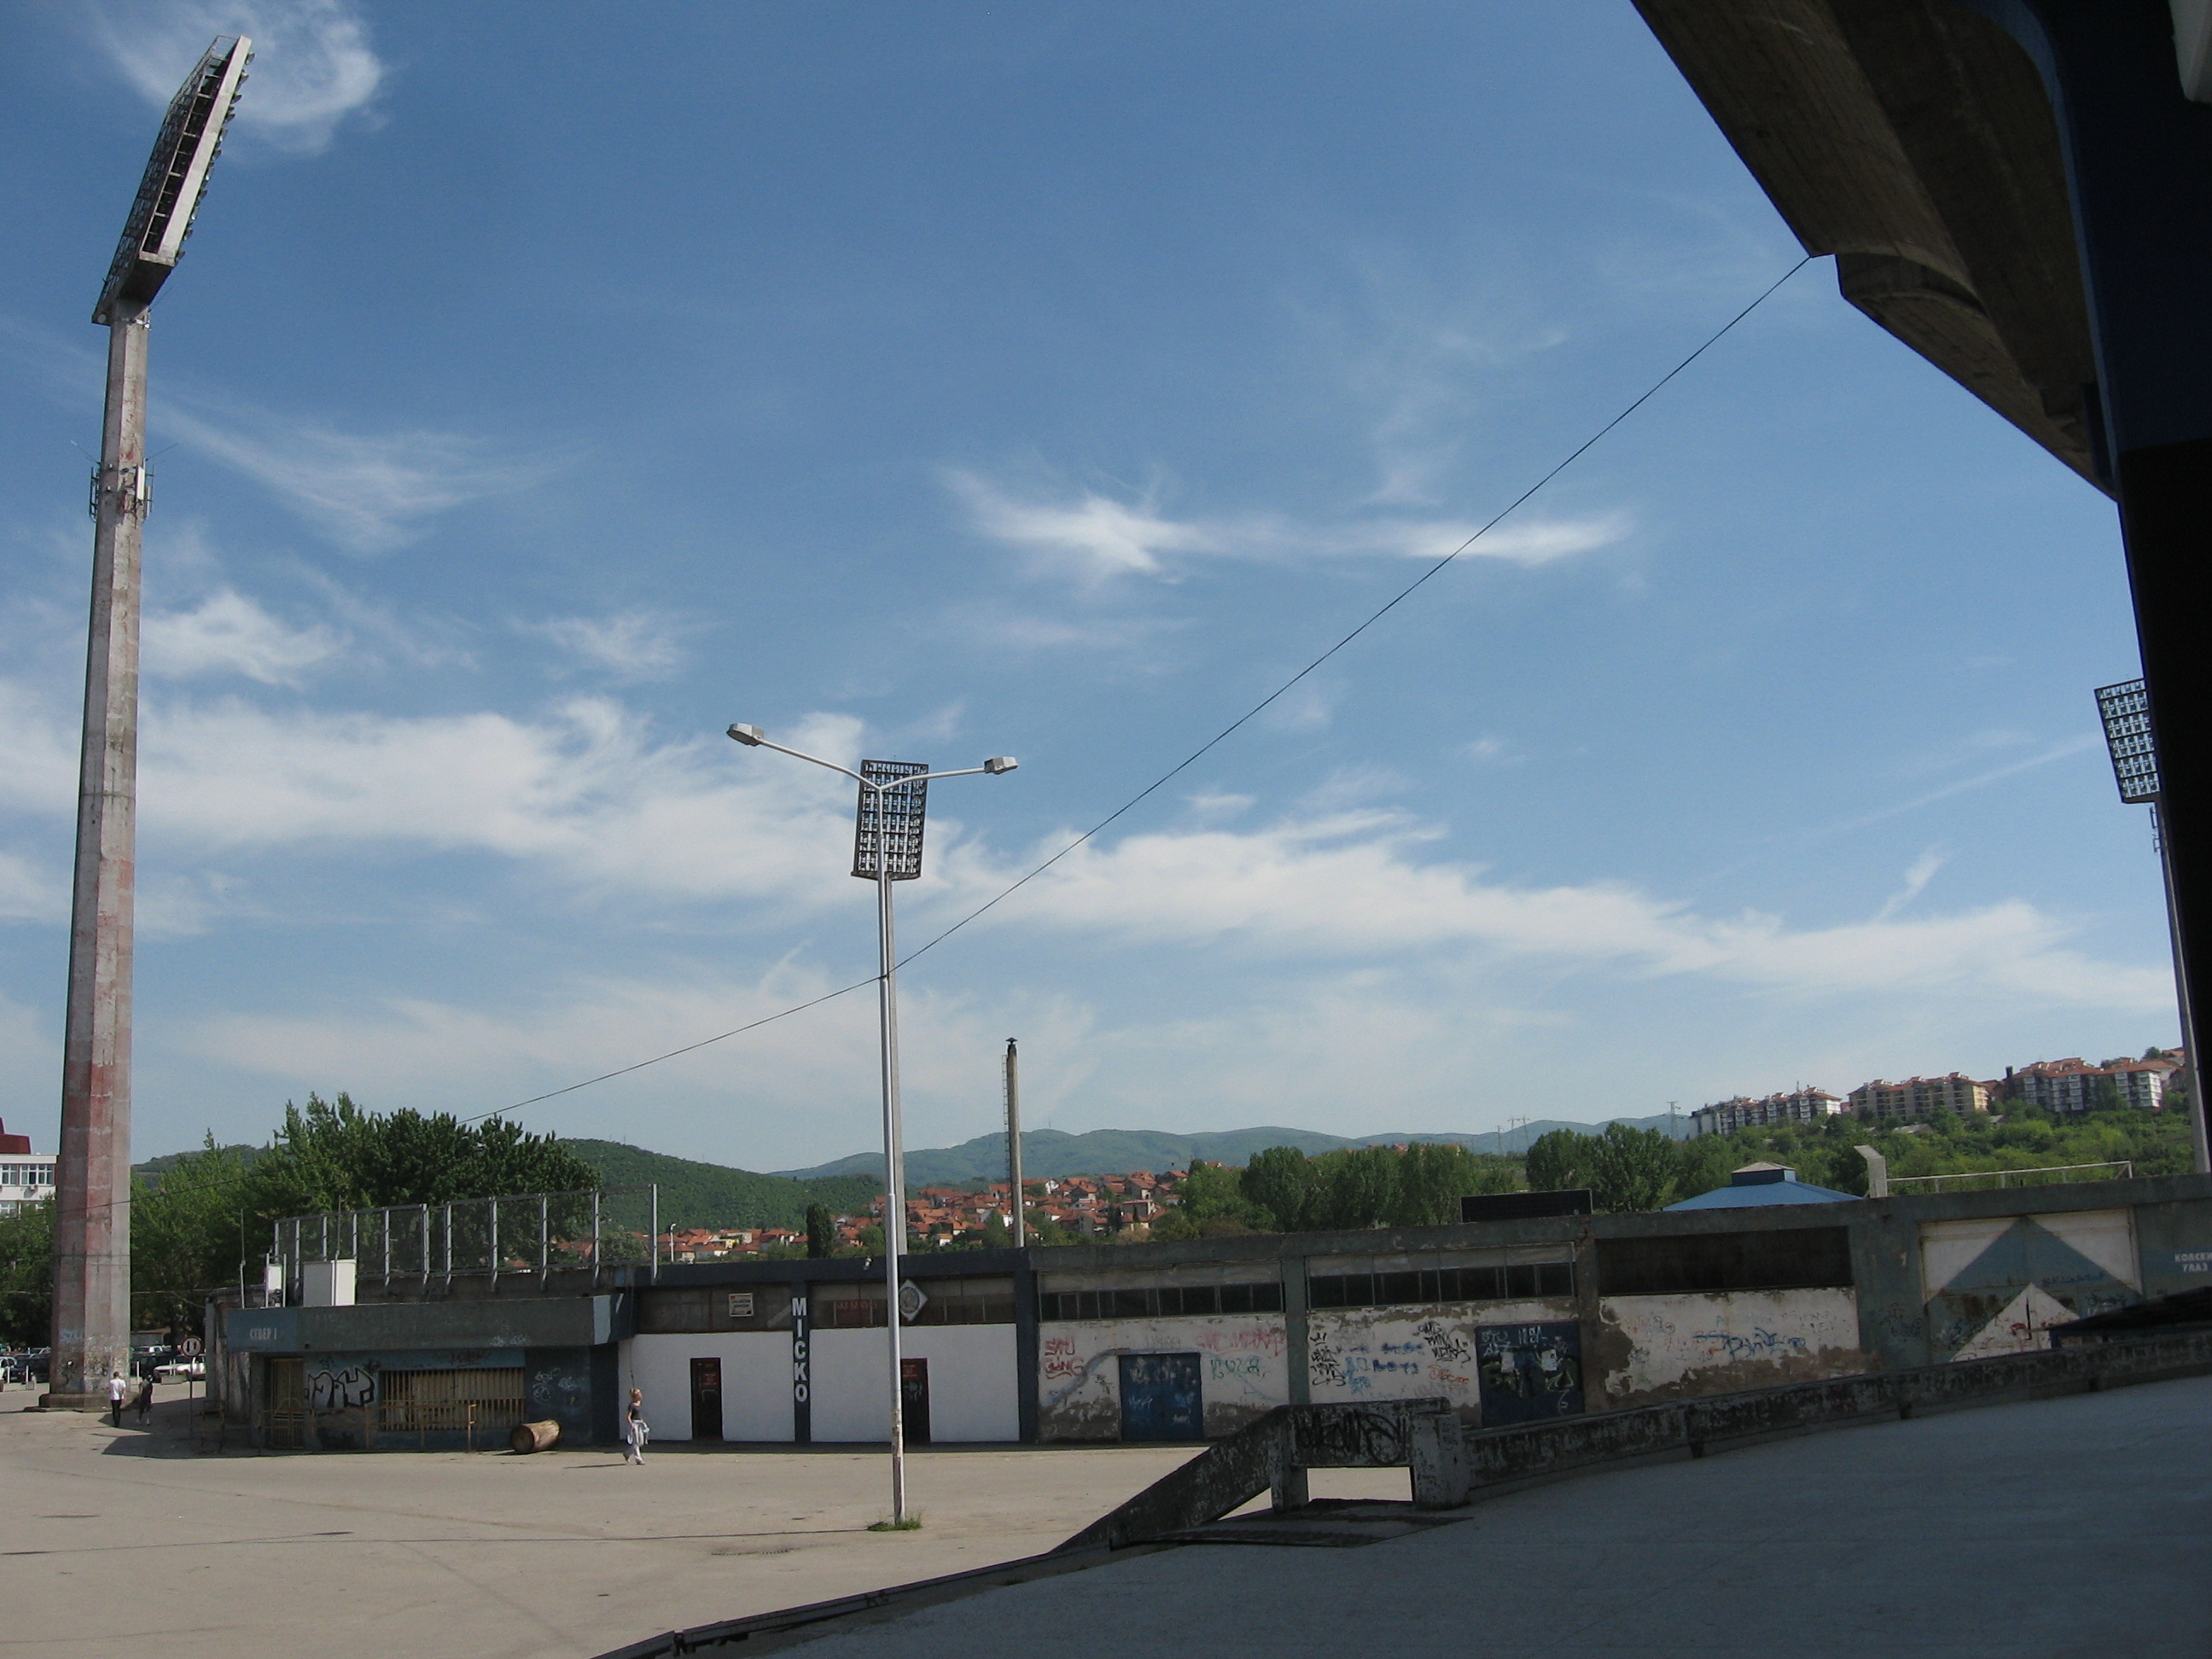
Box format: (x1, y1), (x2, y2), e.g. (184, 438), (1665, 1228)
(1633, 0), (2106, 490)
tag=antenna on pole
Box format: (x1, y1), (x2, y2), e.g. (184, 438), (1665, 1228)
(1005, 1039), (1025, 1249)
(49, 37), (249, 1412)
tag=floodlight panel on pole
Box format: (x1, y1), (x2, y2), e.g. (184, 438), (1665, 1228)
(93, 38), (252, 325)
(853, 760), (929, 881)
(51, 37), (247, 1410)
(2093, 678), (2208, 1174)
(2096, 678), (2161, 803)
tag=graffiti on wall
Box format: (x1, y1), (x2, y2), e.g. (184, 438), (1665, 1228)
(306, 1365), (375, 1410)
(1307, 1304), (1570, 1412)
(1597, 1288), (1861, 1405)
(1038, 1316), (1287, 1439)
(1475, 1322), (1582, 1424)
(1920, 1208), (2139, 1361)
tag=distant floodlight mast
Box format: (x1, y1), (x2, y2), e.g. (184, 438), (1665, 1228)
(2096, 678), (2207, 1173)
(50, 37), (250, 1412)
(725, 723), (1017, 1522)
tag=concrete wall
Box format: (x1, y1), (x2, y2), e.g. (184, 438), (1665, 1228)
(1039, 1313), (1289, 1441)
(1308, 1301), (1575, 1420)
(626, 1331), (791, 1441)
(1594, 1289), (1866, 1407)
(806, 1326), (1019, 1443)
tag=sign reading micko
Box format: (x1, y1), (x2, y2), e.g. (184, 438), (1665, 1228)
(790, 1286), (812, 1444)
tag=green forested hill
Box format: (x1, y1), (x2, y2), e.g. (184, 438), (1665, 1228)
(563, 1139), (881, 1230)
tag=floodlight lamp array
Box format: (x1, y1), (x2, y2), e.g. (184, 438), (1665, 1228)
(94, 36), (253, 324)
(853, 760), (929, 882)
(2095, 678), (2161, 804)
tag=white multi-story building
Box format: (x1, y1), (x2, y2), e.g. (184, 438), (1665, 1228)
(2009, 1057), (2170, 1114)
(0, 1119), (55, 1216)
(1690, 1088), (1847, 1137)
(1847, 1074), (1993, 1124)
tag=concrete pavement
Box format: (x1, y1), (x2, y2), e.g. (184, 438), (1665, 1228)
(0, 1387), (1267, 1659)
(777, 1374), (2212, 1659)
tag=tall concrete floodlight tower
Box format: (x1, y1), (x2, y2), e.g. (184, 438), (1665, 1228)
(48, 38), (251, 1410)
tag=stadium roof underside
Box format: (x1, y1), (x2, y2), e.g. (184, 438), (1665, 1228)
(1634, 0), (2105, 491)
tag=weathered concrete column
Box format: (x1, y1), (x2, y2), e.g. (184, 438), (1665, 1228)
(49, 302), (149, 1407)
(1955, 0), (2212, 1170)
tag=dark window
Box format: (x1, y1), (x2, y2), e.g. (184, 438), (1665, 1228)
(1378, 1271), (1425, 1305)
(637, 1289), (712, 1333)
(1307, 1262), (1574, 1309)
(1595, 1228), (1853, 1296)
(1041, 1281), (1283, 1321)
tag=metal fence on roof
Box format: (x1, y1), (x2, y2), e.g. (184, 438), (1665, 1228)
(271, 1185), (661, 1289)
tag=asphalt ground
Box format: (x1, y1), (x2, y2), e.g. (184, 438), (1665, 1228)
(0, 1386), (1357, 1659)
(776, 1373), (2212, 1659)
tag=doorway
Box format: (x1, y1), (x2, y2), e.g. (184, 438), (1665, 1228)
(690, 1357), (723, 1441)
(1118, 1352), (1202, 1441)
(899, 1357), (931, 1444)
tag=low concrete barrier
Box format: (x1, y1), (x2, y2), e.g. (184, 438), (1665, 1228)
(590, 1333), (2212, 1657)
(1062, 1330), (2212, 1549)
(1056, 1400), (1466, 1553)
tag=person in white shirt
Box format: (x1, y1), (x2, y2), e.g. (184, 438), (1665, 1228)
(106, 1371), (126, 1427)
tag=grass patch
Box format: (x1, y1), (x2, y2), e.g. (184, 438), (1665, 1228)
(867, 1513), (924, 1532)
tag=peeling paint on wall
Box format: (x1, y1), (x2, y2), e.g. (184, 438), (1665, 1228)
(1038, 1314), (1288, 1441)
(1597, 1289), (1866, 1406)
(1308, 1301), (1575, 1421)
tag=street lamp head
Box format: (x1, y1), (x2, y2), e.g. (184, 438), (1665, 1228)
(983, 756), (1018, 775)
(727, 723), (765, 747)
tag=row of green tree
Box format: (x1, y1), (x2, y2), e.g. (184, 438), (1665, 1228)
(0, 1094), (597, 1348)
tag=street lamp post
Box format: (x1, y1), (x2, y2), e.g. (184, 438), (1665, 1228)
(727, 723), (1016, 1522)
(2096, 678), (2209, 1174)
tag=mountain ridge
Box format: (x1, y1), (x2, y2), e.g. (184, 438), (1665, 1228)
(773, 1115), (1688, 1186)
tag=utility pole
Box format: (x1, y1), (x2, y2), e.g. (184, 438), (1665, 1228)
(1005, 1038), (1025, 1249)
(727, 724), (1017, 1525)
(49, 38), (249, 1410)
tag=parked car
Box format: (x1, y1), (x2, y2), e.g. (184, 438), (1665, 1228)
(154, 1358), (206, 1382)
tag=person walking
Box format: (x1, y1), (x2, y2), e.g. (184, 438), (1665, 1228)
(135, 1372), (154, 1426)
(106, 1371), (126, 1427)
(624, 1388), (649, 1464)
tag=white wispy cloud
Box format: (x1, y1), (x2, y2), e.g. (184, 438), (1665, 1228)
(0, 680), (2153, 1017)
(525, 612), (694, 682)
(160, 400), (539, 552)
(144, 589), (341, 684)
(950, 471), (1627, 585)
(95, 0), (384, 155)
(1875, 847), (1947, 923)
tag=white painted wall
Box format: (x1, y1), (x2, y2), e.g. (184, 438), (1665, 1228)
(624, 1332), (793, 1442)
(1308, 1301), (1574, 1417)
(1039, 1314), (1289, 1439)
(807, 1325), (1019, 1443)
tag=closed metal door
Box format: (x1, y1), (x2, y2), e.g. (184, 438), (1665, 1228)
(1118, 1351), (1202, 1441)
(690, 1357), (724, 1441)
(899, 1357), (931, 1444)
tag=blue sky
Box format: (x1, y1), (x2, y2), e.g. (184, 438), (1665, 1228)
(0, 1), (2172, 1170)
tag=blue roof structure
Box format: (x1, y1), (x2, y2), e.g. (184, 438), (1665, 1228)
(1666, 1161), (1858, 1211)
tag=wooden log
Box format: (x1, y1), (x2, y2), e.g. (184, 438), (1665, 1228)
(509, 1419), (561, 1454)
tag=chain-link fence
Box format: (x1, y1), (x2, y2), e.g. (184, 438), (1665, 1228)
(271, 1185), (661, 1291)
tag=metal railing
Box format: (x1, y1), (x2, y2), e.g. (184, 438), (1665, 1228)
(272, 1184), (661, 1291)
(1887, 1160), (2133, 1193)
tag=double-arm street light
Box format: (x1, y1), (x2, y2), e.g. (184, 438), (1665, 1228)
(727, 723), (1016, 1522)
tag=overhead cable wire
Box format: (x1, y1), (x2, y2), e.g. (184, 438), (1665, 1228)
(467, 254), (1815, 1126)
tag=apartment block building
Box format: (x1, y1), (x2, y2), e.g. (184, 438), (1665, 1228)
(1846, 1074), (1992, 1123)
(2008, 1057), (2171, 1115)
(0, 1117), (53, 1217)
(1689, 1089), (1848, 1138)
